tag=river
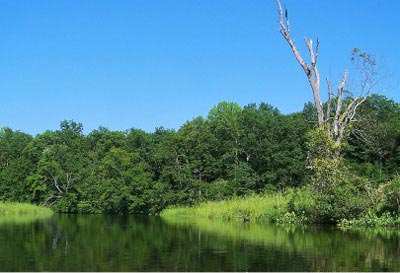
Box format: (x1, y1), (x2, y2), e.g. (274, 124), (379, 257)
(0, 214), (399, 271)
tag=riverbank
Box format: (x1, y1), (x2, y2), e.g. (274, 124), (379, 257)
(161, 188), (400, 229)
(0, 202), (53, 216)
(160, 193), (304, 224)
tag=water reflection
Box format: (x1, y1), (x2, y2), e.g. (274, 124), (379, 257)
(0, 213), (52, 224)
(0, 214), (399, 271)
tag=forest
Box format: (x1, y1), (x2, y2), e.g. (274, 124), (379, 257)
(1, 94), (400, 225)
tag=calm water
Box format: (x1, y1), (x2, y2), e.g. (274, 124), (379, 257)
(0, 214), (399, 271)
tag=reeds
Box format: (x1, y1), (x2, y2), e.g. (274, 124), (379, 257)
(161, 194), (290, 223)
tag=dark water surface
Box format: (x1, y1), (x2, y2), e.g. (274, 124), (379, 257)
(0, 214), (399, 271)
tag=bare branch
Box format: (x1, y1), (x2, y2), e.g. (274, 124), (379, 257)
(325, 78), (333, 133)
(315, 37), (320, 65)
(335, 70), (348, 121)
(352, 128), (375, 147)
(284, 4), (290, 34)
(276, 0), (324, 126)
(48, 171), (63, 193)
(65, 173), (76, 193)
(331, 70), (348, 142)
(44, 195), (62, 207)
(304, 38), (315, 67)
(276, 0), (310, 73)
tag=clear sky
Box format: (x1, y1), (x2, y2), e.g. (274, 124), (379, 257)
(0, 0), (399, 135)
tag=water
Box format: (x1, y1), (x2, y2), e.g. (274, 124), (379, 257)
(0, 214), (399, 271)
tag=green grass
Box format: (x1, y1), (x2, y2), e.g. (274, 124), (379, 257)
(0, 202), (53, 216)
(161, 193), (290, 223)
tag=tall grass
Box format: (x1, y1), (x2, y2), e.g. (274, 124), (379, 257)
(0, 202), (53, 216)
(161, 193), (290, 223)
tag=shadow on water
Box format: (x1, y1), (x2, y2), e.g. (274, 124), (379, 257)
(0, 214), (399, 271)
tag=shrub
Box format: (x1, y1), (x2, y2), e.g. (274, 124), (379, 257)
(286, 187), (316, 222)
(287, 182), (371, 224)
(53, 193), (78, 213)
(276, 211), (308, 225)
(339, 211), (400, 229)
(376, 177), (400, 216)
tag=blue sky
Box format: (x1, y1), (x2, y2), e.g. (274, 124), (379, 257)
(0, 0), (399, 135)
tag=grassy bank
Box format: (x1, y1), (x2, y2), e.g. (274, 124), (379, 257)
(0, 202), (53, 216)
(161, 184), (400, 230)
(161, 193), (293, 223)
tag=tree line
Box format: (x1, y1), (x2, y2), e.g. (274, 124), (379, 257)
(0, 94), (399, 215)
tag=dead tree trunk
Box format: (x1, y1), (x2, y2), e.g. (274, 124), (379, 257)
(276, 0), (375, 147)
(276, 0), (379, 191)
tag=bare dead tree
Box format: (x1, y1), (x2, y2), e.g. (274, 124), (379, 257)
(44, 171), (75, 206)
(276, 0), (377, 147)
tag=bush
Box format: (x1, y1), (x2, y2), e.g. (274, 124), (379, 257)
(286, 187), (316, 221)
(339, 211), (400, 229)
(376, 177), (400, 216)
(53, 193), (78, 213)
(287, 183), (371, 224)
(276, 211), (308, 225)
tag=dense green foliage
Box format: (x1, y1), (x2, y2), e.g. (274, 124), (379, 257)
(0, 101), (310, 214)
(1, 95), (400, 223)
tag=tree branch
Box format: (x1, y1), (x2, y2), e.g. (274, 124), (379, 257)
(276, 0), (324, 126)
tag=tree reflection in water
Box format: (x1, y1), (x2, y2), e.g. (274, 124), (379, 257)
(0, 214), (398, 271)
